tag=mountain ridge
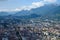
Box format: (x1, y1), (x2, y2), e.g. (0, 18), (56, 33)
(0, 4), (60, 20)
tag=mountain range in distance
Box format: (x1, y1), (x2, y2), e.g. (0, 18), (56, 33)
(0, 4), (60, 20)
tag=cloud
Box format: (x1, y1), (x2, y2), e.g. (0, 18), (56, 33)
(0, 0), (57, 11)
(32, 1), (45, 8)
(44, 0), (57, 3)
(15, 0), (57, 11)
(15, 1), (45, 11)
(0, 9), (7, 12)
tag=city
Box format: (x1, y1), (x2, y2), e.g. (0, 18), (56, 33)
(0, 0), (60, 40)
(0, 16), (60, 40)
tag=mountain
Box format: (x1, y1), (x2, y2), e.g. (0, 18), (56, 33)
(14, 4), (56, 16)
(0, 12), (9, 16)
(42, 5), (60, 20)
(13, 4), (60, 19)
(0, 4), (60, 20)
(13, 10), (29, 16)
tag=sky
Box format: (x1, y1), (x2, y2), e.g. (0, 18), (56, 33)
(0, 0), (60, 11)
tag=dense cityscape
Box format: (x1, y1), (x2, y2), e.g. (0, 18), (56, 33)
(0, 16), (60, 40)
